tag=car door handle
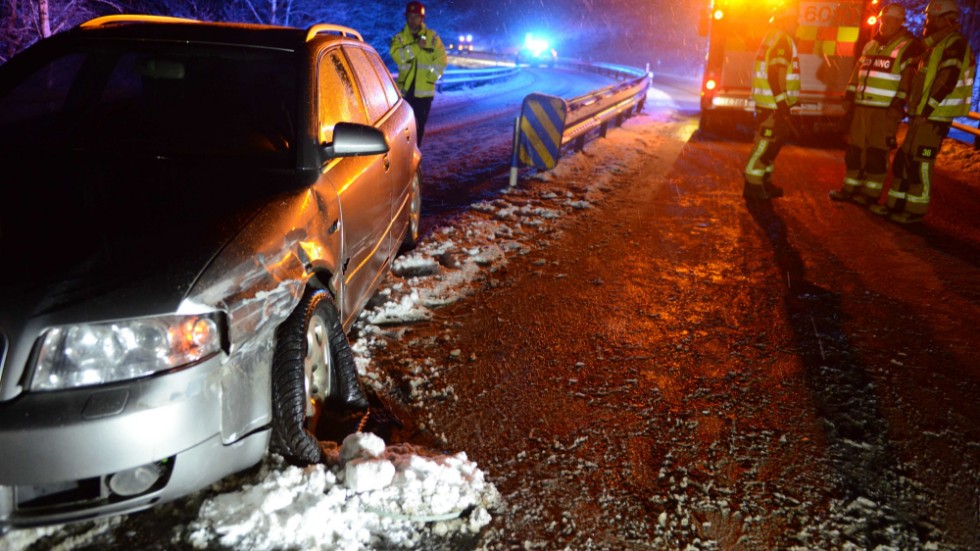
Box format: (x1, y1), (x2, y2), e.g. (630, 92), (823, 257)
(383, 154), (390, 172)
(404, 127), (411, 143)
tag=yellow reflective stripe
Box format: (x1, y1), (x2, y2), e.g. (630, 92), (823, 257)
(887, 189), (906, 200)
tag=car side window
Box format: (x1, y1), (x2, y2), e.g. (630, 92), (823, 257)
(343, 47), (390, 124)
(317, 48), (368, 144)
(363, 49), (401, 108)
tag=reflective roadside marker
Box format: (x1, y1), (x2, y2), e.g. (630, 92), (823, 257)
(518, 93), (568, 170)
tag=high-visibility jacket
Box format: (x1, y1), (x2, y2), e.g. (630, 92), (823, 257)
(751, 29), (800, 110)
(389, 23), (447, 98)
(909, 28), (976, 121)
(848, 30), (920, 108)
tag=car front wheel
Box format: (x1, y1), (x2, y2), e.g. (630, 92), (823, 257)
(270, 288), (346, 464)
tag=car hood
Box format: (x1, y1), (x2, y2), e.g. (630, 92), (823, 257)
(0, 149), (311, 322)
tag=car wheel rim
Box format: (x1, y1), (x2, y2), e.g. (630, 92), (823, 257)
(304, 313), (332, 418)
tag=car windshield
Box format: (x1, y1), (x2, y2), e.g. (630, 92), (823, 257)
(0, 39), (298, 167)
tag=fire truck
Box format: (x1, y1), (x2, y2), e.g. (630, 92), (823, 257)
(698, 0), (880, 132)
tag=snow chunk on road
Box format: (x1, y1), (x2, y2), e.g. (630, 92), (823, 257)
(188, 433), (499, 551)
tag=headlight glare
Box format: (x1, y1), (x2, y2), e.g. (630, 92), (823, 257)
(33, 314), (221, 391)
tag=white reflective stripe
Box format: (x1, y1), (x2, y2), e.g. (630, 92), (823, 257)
(906, 194), (929, 203)
(866, 71), (901, 81)
(773, 93), (787, 102)
(786, 74), (801, 81)
(887, 189), (906, 200)
(857, 98), (891, 107)
(938, 97), (969, 106)
(746, 167), (767, 177)
(864, 180), (884, 191)
(862, 84), (899, 96)
(843, 177), (861, 186)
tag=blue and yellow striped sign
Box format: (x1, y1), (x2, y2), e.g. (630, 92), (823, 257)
(518, 93), (567, 170)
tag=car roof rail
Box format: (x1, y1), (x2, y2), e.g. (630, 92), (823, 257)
(80, 14), (201, 29)
(306, 24), (363, 42)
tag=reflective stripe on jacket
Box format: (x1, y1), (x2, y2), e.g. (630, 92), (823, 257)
(849, 31), (917, 107)
(910, 30), (976, 121)
(751, 29), (800, 110)
(389, 24), (448, 98)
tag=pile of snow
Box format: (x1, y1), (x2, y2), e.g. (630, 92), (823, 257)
(187, 433), (498, 551)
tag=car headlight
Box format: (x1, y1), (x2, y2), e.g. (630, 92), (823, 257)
(32, 314), (222, 391)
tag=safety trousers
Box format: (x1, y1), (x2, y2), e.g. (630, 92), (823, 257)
(884, 117), (949, 216)
(744, 109), (787, 193)
(842, 105), (900, 202)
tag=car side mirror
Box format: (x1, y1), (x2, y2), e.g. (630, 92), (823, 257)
(321, 122), (389, 160)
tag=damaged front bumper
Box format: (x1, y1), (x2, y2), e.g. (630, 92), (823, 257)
(0, 355), (269, 529)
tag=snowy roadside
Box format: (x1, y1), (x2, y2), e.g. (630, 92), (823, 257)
(1, 94), (672, 551)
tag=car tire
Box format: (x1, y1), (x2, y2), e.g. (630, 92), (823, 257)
(271, 288), (348, 464)
(400, 169), (422, 252)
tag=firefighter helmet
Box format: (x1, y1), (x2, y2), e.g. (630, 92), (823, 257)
(879, 4), (906, 21)
(406, 1), (425, 17)
(925, 0), (959, 18)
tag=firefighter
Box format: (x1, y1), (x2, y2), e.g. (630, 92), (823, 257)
(829, 4), (922, 205)
(870, 0), (976, 224)
(743, 2), (800, 200)
(390, 1), (447, 146)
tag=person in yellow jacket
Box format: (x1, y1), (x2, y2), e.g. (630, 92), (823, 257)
(870, 0), (976, 224)
(829, 4), (922, 206)
(390, 1), (447, 146)
(743, 2), (800, 200)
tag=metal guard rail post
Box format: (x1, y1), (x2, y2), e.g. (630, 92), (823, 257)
(950, 111), (980, 149)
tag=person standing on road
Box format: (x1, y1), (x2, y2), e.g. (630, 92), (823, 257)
(870, 0), (976, 224)
(829, 4), (922, 206)
(390, 1), (447, 147)
(743, 2), (800, 200)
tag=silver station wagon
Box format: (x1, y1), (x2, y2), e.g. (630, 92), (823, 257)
(0, 15), (421, 528)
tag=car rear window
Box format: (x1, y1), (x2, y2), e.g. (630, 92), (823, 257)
(0, 41), (298, 166)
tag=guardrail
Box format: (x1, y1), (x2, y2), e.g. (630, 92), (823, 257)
(509, 61), (651, 185)
(439, 64), (520, 90)
(950, 111), (980, 149)
(561, 62), (651, 151)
